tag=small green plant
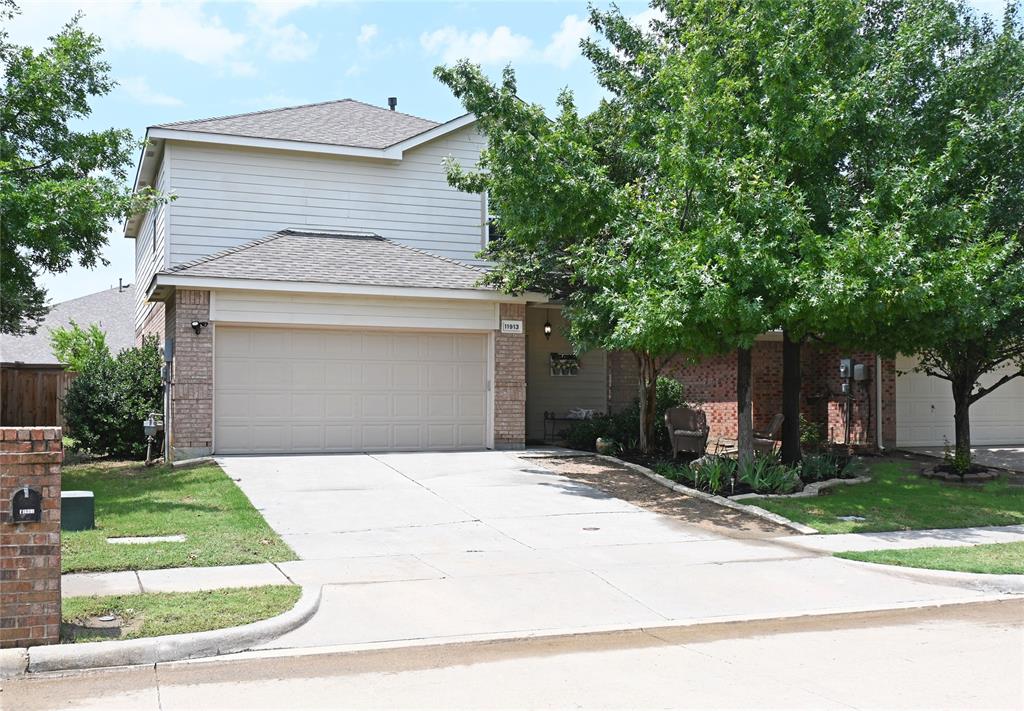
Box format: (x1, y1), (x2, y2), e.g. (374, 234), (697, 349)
(738, 454), (801, 494)
(688, 456), (737, 495)
(799, 414), (824, 450)
(800, 452), (841, 482)
(943, 437), (972, 477)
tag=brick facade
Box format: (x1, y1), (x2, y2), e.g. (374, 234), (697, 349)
(137, 301), (165, 345)
(168, 289), (213, 460)
(494, 303), (527, 449)
(1, 427), (62, 649)
(607, 340), (897, 451)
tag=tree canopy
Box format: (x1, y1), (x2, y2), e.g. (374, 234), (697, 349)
(0, 1), (160, 335)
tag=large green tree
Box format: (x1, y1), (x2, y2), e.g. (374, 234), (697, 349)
(0, 2), (160, 335)
(823, 0), (1024, 466)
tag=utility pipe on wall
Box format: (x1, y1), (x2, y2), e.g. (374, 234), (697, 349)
(876, 354), (885, 450)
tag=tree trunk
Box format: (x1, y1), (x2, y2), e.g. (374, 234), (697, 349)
(636, 352), (659, 454)
(737, 346), (754, 466)
(781, 330), (802, 466)
(951, 375), (974, 467)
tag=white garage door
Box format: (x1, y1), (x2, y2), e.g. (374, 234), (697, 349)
(214, 326), (489, 453)
(896, 355), (1024, 447)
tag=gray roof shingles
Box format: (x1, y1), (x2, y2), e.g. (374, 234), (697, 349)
(162, 230), (491, 291)
(0, 286), (137, 365)
(155, 99), (440, 149)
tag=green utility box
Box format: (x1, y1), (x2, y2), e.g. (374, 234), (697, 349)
(61, 490), (95, 531)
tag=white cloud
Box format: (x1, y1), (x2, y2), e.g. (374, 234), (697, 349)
(357, 24), (378, 46)
(345, 64), (365, 77)
(631, 7), (666, 34)
(246, 0), (319, 62)
(5, 0), (318, 75)
(420, 25), (534, 66)
(118, 76), (183, 106)
(542, 15), (591, 69)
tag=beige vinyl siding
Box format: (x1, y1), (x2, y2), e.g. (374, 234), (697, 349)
(211, 290), (499, 332)
(525, 308), (608, 442)
(134, 152), (170, 331)
(165, 125), (487, 267)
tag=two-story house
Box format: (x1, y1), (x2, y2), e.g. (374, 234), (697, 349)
(131, 99), (1022, 460)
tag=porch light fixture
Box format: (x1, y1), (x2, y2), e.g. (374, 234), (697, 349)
(543, 310), (553, 340)
(190, 320), (209, 335)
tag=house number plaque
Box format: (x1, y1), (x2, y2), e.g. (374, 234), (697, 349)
(11, 487), (42, 523)
(500, 319), (524, 334)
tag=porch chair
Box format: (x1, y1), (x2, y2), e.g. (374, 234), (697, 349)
(665, 406), (710, 459)
(753, 413), (785, 454)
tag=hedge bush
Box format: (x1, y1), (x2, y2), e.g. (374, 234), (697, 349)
(63, 336), (163, 459)
(565, 376), (685, 453)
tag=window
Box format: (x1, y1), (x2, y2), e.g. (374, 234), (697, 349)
(482, 191), (505, 246)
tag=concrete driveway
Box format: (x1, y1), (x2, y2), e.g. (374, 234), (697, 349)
(218, 451), (1005, 650)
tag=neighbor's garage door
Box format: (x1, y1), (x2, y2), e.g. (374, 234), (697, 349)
(214, 326), (488, 453)
(896, 355), (1024, 447)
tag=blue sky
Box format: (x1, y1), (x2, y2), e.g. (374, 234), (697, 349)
(7, 0), (1007, 303)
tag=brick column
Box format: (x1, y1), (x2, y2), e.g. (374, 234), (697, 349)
(494, 303), (526, 449)
(1, 427), (62, 649)
(169, 289), (213, 460)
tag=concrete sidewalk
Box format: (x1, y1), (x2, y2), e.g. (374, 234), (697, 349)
(61, 524), (1024, 599)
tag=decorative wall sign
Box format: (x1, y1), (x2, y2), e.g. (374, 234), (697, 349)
(500, 319), (524, 334)
(549, 353), (580, 376)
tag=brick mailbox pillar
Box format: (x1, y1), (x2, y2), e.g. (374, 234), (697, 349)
(0, 427), (63, 648)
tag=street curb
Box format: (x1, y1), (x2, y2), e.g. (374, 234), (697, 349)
(588, 454), (818, 534)
(836, 558), (1024, 594)
(14, 586), (320, 676)
(195, 595), (1021, 670)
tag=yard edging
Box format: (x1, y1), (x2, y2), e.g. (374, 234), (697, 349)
(730, 475), (872, 501)
(588, 454), (818, 534)
(10, 586), (321, 676)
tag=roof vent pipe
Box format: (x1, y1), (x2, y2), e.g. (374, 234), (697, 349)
(388, 97), (397, 111)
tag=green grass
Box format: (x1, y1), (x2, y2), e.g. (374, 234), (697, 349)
(61, 585), (301, 643)
(62, 461), (296, 573)
(747, 460), (1024, 534)
(837, 542), (1024, 575)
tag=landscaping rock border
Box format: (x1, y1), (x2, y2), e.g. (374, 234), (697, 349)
(587, 454), (818, 535)
(919, 463), (999, 483)
(2, 586), (321, 677)
(730, 475), (871, 501)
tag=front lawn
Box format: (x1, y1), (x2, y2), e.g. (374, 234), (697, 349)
(61, 585), (301, 642)
(748, 459), (1024, 533)
(837, 542), (1024, 575)
(62, 461), (296, 573)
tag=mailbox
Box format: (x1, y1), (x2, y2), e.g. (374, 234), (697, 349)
(11, 487), (42, 523)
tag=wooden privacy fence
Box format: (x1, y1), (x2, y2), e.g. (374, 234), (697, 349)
(0, 364), (76, 427)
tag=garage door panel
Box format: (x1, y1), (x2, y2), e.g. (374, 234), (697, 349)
(215, 327), (489, 454)
(897, 355), (1023, 447)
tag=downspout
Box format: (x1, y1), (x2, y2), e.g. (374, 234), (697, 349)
(875, 354), (885, 451)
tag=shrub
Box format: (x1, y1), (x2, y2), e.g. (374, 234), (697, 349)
(50, 321), (109, 372)
(63, 337), (163, 459)
(689, 456), (737, 494)
(738, 454), (801, 494)
(566, 376), (685, 452)
(800, 452), (842, 482)
(799, 414), (824, 450)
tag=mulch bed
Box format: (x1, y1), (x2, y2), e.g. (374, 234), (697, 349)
(535, 456), (792, 539)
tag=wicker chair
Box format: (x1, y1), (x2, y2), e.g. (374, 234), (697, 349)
(665, 406), (710, 459)
(753, 413), (785, 454)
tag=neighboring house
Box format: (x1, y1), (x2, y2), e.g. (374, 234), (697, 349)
(129, 99), (1022, 459)
(0, 285), (136, 426)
